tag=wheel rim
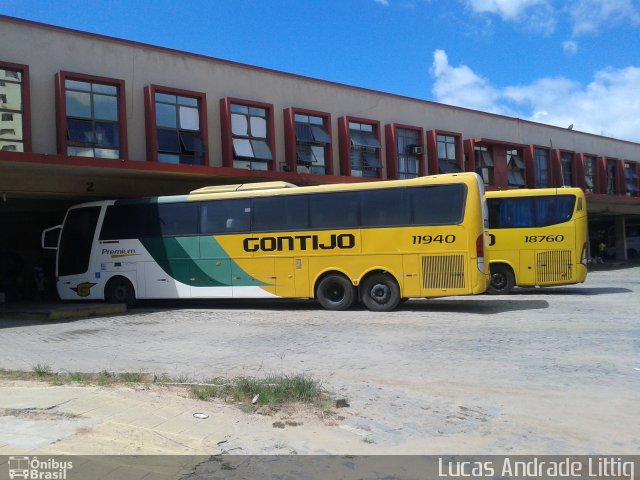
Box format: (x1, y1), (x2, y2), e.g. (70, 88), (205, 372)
(491, 272), (507, 290)
(325, 282), (345, 303)
(113, 283), (129, 302)
(369, 283), (391, 304)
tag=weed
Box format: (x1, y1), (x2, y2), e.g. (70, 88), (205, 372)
(32, 363), (52, 377)
(119, 372), (146, 383)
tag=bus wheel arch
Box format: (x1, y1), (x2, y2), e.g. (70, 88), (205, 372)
(315, 271), (356, 311)
(359, 271), (401, 312)
(487, 263), (515, 295)
(105, 275), (136, 307)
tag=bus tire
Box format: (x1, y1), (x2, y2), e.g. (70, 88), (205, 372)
(360, 273), (401, 312)
(105, 276), (136, 307)
(487, 265), (515, 294)
(316, 274), (356, 311)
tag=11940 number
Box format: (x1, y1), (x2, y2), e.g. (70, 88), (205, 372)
(412, 234), (456, 244)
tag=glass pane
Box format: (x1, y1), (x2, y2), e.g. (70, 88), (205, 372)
(66, 91), (92, 118)
(295, 123), (313, 142)
(309, 115), (323, 125)
(67, 146), (94, 157)
(0, 113), (22, 139)
(294, 114), (308, 122)
(92, 83), (117, 95)
(93, 94), (118, 121)
(446, 142), (456, 160)
(250, 116), (267, 138)
(413, 184), (466, 225)
(230, 104), (248, 114)
(158, 153), (180, 163)
(0, 141), (24, 152)
(310, 145), (325, 165)
(310, 192), (359, 229)
(361, 189), (411, 227)
(179, 132), (204, 152)
(232, 138), (254, 157)
(251, 139), (272, 160)
(0, 69), (22, 82)
(67, 119), (95, 143)
(296, 144), (311, 164)
(252, 195), (309, 231)
(65, 79), (91, 91)
(155, 92), (176, 103)
(231, 113), (248, 136)
(155, 203), (199, 236)
(200, 199), (251, 234)
(94, 148), (119, 159)
(437, 142), (446, 159)
(177, 96), (198, 107)
(249, 107), (265, 116)
(179, 106), (199, 130)
(0, 82), (22, 110)
(156, 103), (177, 128)
(95, 121), (119, 148)
(310, 125), (331, 144)
(157, 129), (180, 153)
(361, 124), (373, 133)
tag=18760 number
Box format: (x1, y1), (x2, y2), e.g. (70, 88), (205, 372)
(412, 234), (456, 244)
(524, 235), (565, 243)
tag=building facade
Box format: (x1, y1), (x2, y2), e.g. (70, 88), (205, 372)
(1, 15), (639, 300)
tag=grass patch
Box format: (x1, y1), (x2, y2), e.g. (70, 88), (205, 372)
(32, 363), (52, 377)
(118, 371), (147, 383)
(191, 373), (325, 408)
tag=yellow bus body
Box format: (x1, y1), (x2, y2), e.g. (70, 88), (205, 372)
(486, 188), (588, 293)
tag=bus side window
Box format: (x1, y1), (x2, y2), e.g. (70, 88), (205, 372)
(201, 199), (250, 234)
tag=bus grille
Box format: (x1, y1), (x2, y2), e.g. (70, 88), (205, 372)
(421, 255), (465, 289)
(536, 250), (573, 283)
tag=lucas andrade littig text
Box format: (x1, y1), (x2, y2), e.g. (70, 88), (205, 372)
(438, 457), (635, 479)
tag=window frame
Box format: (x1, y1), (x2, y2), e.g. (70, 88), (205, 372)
(283, 107), (333, 175)
(427, 130), (462, 175)
(534, 147), (550, 187)
(559, 150), (575, 187)
(474, 145), (494, 185)
(582, 154), (597, 193)
(338, 116), (382, 178)
(0, 60), (31, 152)
(220, 97), (276, 171)
(55, 71), (128, 159)
(385, 123), (425, 180)
(144, 84), (208, 165)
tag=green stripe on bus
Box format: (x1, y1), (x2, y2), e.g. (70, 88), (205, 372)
(140, 236), (269, 288)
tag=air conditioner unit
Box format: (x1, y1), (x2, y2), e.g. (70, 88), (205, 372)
(407, 145), (424, 155)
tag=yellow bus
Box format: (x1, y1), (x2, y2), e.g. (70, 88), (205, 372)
(485, 187), (588, 294)
(42, 172), (489, 311)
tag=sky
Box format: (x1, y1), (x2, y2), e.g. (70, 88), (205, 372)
(2, 0), (640, 142)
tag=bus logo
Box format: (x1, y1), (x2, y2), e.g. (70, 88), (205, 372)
(243, 233), (356, 252)
(71, 282), (97, 297)
(8, 457), (29, 479)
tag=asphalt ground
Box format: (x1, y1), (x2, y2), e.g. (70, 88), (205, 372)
(0, 264), (638, 455)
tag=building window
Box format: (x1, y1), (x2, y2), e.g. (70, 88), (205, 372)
(0, 65), (27, 152)
(396, 128), (421, 179)
(65, 79), (120, 158)
(534, 148), (549, 187)
(294, 113), (330, 174)
(474, 146), (494, 185)
(231, 103), (273, 170)
(606, 159), (617, 194)
(57, 72), (127, 159)
(349, 121), (381, 177)
(560, 152), (573, 186)
(584, 156), (595, 193)
(624, 162), (638, 196)
(150, 88), (206, 165)
(507, 149), (525, 187)
(437, 134), (461, 173)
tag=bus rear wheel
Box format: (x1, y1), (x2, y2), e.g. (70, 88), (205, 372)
(487, 265), (515, 294)
(361, 273), (401, 312)
(105, 276), (136, 307)
(316, 274), (356, 311)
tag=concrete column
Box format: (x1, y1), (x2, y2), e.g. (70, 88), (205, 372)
(614, 216), (627, 260)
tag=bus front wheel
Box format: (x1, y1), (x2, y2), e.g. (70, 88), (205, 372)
(487, 265), (515, 294)
(316, 274), (356, 311)
(360, 273), (401, 312)
(105, 277), (136, 307)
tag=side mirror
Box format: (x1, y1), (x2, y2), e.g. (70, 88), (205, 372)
(41, 225), (62, 250)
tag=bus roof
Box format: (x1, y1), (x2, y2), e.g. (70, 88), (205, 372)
(485, 187), (585, 199)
